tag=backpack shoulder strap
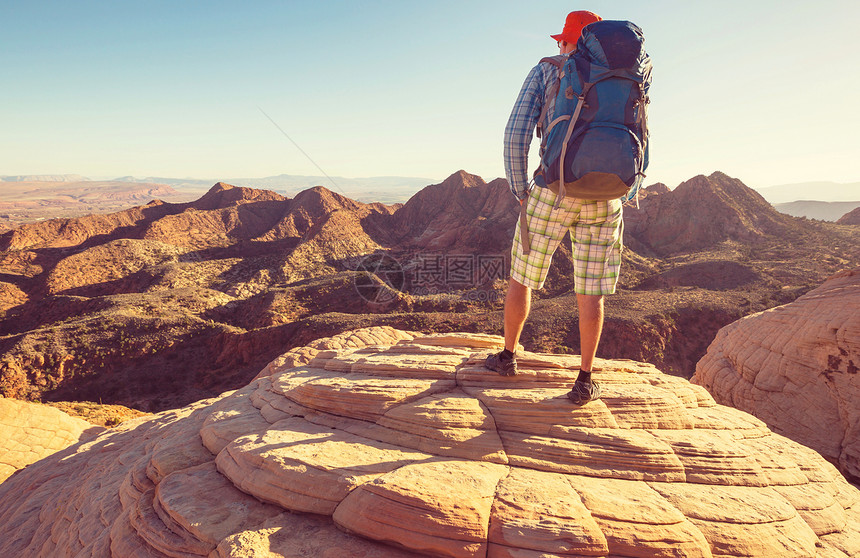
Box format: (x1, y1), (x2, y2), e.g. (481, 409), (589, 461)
(554, 80), (596, 207)
(539, 55), (565, 68)
(536, 55), (567, 139)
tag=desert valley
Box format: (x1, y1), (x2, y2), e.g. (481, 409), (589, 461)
(1, 171), (858, 557)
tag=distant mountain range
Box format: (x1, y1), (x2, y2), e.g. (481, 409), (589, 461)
(774, 200), (860, 222)
(1, 174), (90, 183)
(753, 181), (860, 221)
(754, 181), (860, 204)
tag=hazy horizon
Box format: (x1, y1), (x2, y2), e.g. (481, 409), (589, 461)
(4, 170), (860, 193)
(3, 170), (860, 209)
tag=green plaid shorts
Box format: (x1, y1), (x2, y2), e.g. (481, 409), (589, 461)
(510, 186), (623, 294)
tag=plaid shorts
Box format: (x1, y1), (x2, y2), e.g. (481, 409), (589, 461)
(510, 186), (623, 294)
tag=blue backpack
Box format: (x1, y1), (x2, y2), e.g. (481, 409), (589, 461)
(533, 20), (652, 207)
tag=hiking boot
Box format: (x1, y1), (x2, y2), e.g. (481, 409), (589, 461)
(485, 351), (517, 376)
(567, 380), (601, 405)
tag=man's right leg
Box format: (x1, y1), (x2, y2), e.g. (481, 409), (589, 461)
(504, 278), (531, 353)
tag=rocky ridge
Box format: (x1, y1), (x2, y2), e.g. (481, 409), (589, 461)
(693, 269), (860, 482)
(1, 326), (858, 557)
(0, 182), (287, 252)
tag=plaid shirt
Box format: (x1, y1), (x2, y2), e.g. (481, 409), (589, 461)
(503, 59), (560, 200)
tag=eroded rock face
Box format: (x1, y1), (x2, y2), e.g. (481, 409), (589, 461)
(1, 326), (859, 557)
(388, 170), (518, 252)
(837, 206), (860, 225)
(693, 269), (860, 483)
(0, 397), (104, 482)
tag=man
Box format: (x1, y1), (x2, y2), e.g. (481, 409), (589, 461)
(486, 10), (623, 406)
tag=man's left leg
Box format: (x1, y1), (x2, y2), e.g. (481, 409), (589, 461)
(504, 278), (531, 353)
(486, 187), (573, 376)
(577, 293), (604, 373)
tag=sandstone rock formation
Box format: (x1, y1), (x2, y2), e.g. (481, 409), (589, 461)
(1, 326), (858, 557)
(0, 396), (104, 482)
(693, 269), (860, 483)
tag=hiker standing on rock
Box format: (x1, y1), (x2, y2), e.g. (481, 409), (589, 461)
(485, 11), (651, 405)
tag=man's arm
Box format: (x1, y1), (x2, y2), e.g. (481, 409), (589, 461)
(503, 64), (546, 201)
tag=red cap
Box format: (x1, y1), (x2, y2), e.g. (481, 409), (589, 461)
(550, 10), (602, 44)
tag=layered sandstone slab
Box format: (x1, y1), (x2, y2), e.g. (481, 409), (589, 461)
(693, 269), (860, 481)
(0, 396), (103, 482)
(1, 325), (859, 557)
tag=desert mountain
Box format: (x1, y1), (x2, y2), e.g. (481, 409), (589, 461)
(1, 328), (858, 557)
(838, 206), (860, 225)
(188, 181), (285, 211)
(388, 170), (518, 252)
(1, 171), (858, 411)
(694, 269), (860, 482)
(625, 171), (796, 256)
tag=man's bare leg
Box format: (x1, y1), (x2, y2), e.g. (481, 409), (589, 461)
(576, 293), (604, 372)
(485, 278), (531, 376)
(504, 278), (531, 352)
(566, 293), (605, 404)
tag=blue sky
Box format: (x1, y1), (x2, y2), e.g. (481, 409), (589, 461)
(2, 0), (859, 190)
